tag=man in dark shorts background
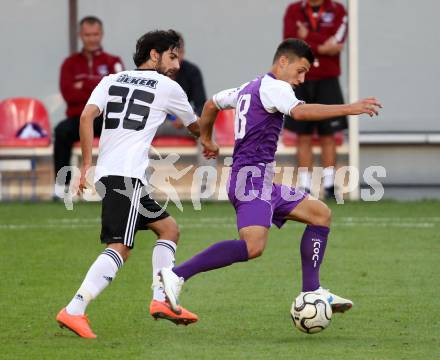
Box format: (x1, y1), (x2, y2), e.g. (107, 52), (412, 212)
(283, 0), (348, 199)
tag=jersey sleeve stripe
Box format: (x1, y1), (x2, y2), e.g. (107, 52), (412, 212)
(212, 95), (223, 110)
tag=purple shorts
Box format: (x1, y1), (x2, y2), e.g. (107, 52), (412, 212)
(227, 168), (307, 230)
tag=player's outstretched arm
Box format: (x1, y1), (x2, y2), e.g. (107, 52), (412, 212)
(290, 97), (382, 121)
(79, 104), (100, 192)
(199, 99), (220, 159)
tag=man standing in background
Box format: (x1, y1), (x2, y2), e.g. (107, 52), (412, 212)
(283, 0), (348, 199)
(54, 16), (123, 197)
(154, 33), (214, 192)
(155, 33), (207, 134)
(174, 33), (207, 118)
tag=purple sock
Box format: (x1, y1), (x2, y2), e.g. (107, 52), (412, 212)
(173, 240), (248, 280)
(300, 225), (330, 292)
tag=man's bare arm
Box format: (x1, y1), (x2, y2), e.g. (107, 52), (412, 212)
(79, 104), (100, 191)
(291, 97), (382, 121)
(80, 104), (100, 166)
(200, 99), (220, 142)
(199, 99), (221, 159)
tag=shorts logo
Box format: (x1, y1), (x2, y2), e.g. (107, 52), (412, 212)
(103, 276), (113, 283)
(75, 294), (84, 301)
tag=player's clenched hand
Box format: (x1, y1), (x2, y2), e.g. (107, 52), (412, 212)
(349, 97), (382, 117)
(78, 164), (91, 194)
(201, 138), (219, 159)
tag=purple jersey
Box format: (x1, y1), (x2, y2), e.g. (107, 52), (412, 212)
(213, 73), (303, 172)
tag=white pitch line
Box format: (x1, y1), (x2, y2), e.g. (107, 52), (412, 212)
(0, 222), (437, 231)
(47, 218), (100, 224)
(180, 216), (440, 223)
(1, 215), (439, 231)
(0, 224), (96, 230)
(339, 216), (440, 222)
(2, 215), (440, 224)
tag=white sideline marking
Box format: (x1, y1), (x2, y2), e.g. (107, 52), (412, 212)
(0, 215), (439, 231)
(0, 219), (438, 230)
(0, 224), (97, 230)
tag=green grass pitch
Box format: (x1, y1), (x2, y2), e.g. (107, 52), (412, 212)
(0, 200), (439, 359)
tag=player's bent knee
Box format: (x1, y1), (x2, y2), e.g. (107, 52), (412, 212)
(248, 247), (264, 259)
(165, 225), (180, 243)
(324, 206), (332, 226)
(239, 227), (268, 259)
(107, 243), (131, 262)
(244, 238), (266, 259)
(314, 203), (332, 227)
(155, 217), (180, 243)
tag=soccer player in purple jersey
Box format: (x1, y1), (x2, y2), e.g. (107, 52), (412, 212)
(159, 38), (381, 319)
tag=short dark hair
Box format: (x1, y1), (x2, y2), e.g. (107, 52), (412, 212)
(273, 38), (314, 65)
(79, 16), (103, 28)
(133, 30), (181, 67)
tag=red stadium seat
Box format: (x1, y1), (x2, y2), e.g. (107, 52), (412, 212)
(0, 98), (51, 147)
(214, 109), (235, 146)
(152, 136), (196, 147)
(282, 129), (344, 146)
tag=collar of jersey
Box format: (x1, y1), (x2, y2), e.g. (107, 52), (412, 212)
(266, 72), (276, 79)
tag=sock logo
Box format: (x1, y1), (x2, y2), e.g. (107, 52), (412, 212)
(103, 276), (113, 283)
(312, 238), (322, 268)
(75, 294), (84, 302)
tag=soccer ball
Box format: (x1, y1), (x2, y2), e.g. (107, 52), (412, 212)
(291, 291), (332, 334)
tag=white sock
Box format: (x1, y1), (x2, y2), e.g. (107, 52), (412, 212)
(323, 167), (335, 189)
(298, 170), (312, 190)
(152, 239), (177, 301)
(66, 248), (123, 315)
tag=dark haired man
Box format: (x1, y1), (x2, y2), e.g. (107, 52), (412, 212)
(160, 39), (381, 320)
(54, 16), (123, 197)
(56, 30), (200, 338)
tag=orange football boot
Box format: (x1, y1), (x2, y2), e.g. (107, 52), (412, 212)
(149, 300), (198, 326)
(56, 308), (97, 338)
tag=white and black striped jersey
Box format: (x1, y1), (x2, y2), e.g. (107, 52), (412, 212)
(86, 69), (197, 184)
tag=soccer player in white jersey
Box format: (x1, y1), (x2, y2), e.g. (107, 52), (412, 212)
(56, 30), (200, 338)
(159, 39), (381, 320)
